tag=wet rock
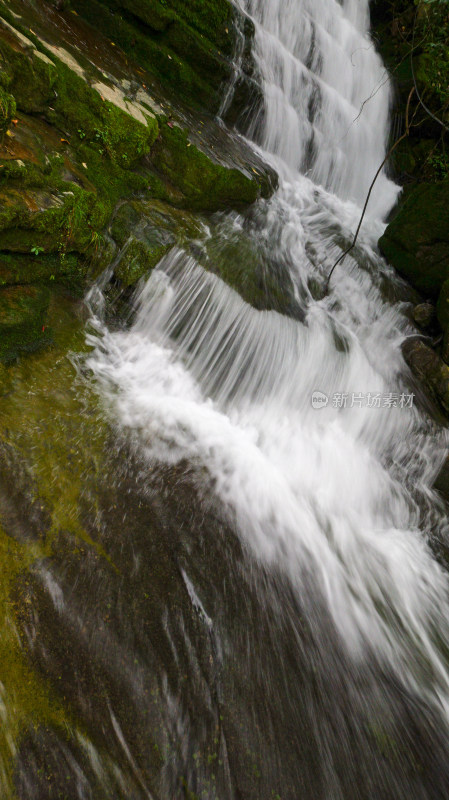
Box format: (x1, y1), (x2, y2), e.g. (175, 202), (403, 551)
(402, 336), (449, 416)
(412, 302), (436, 331)
(0, 440), (51, 542)
(379, 179), (449, 297)
(150, 122), (271, 211)
(14, 725), (121, 800)
(70, 0), (237, 111)
(0, 284), (50, 362)
(114, 237), (170, 286)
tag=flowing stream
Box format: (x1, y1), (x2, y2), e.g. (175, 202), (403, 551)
(85, 1), (449, 796)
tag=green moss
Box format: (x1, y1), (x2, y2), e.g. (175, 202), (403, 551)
(40, 59), (158, 169)
(0, 85), (15, 143)
(151, 123), (260, 211)
(0, 284), (51, 363)
(115, 0), (235, 53)
(118, 0), (175, 30)
(115, 237), (170, 286)
(0, 251), (85, 290)
(0, 523), (71, 796)
(0, 184), (109, 255)
(0, 39), (57, 113)
(0, 292), (117, 789)
(202, 222), (295, 312)
(70, 0), (234, 110)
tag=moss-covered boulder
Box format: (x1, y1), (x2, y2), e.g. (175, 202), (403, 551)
(379, 179), (449, 297)
(151, 123), (267, 211)
(114, 237), (170, 286)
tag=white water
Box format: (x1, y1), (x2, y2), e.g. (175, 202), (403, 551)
(88, 0), (449, 735)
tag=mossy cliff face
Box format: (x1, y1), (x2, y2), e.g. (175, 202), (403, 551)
(70, 0), (238, 112)
(379, 178), (449, 298)
(372, 0), (449, 183)
(374, 1), (449, 411)
(0, 0), (277, 363)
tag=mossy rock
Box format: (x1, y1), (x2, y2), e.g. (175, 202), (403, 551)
(0, 284), (50, 362)
(0, 251), (86, 291)
(0, 184), (109, 255)
(114, 237), (170, 286)
(109, 199), (201, 250)
(379, 179), (449, 297)
(0, 38), (57, 114)
(151, 123), (262, 211)
(70, 0), (236, 110)
(0, 85), (15, 142)
(202, 217), (297, 313)
(43, 60), (158, 170)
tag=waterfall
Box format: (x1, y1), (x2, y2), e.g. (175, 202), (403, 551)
(236, 0), (399, 213)
(87, 0), (449, 794)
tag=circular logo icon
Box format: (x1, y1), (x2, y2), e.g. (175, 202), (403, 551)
(312, 391), (329, 409)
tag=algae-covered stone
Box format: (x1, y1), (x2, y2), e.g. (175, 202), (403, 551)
(0, 36), (57, 114)
(71, 0), (236, 110)
(0, 251), (85, 290)
(0, 86), (15, 143)
(379, 179), (449, 297)
(110, 199), (199, 251)
(0, 284), (50, 362)
(0, 184), (109, 255)
(152, 123), (263, 211)
(114, 238), (170, 287)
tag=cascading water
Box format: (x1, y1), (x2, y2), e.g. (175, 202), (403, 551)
(87, 0), (449, 796)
